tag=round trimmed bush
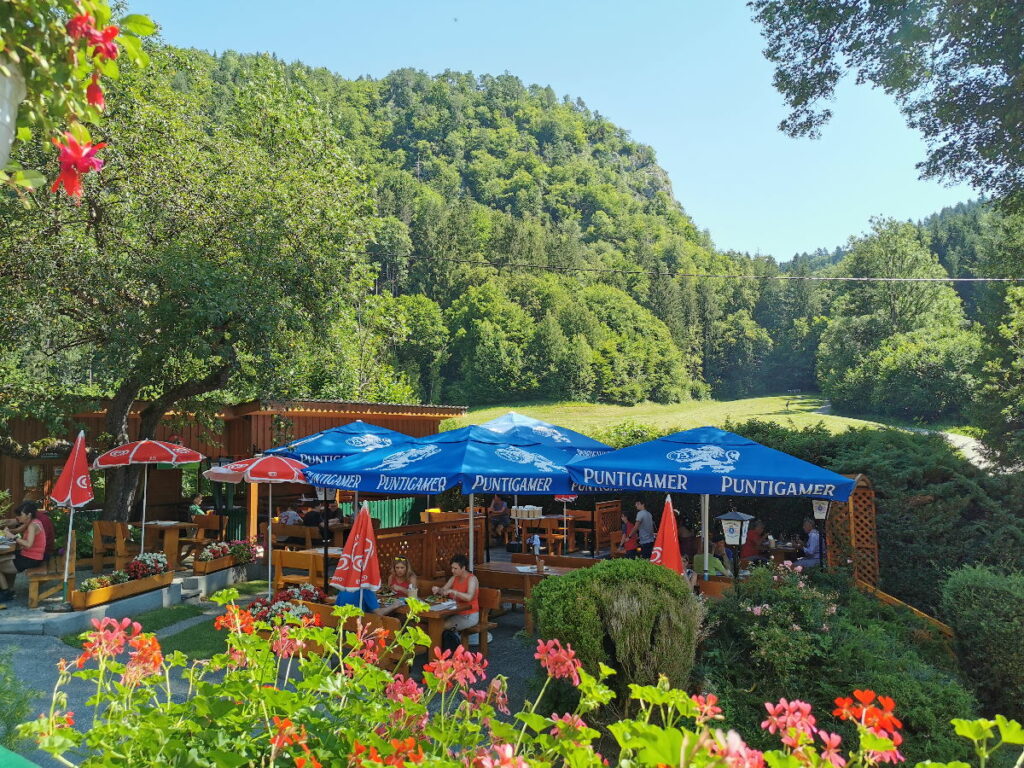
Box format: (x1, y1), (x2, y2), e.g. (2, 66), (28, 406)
(941, 565), (1024, 720)
(528, 558), (703, 699)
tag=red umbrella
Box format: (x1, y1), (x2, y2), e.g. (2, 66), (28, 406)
(330, 502), (381, 609)
(93, 439), (205, 554)
(651, 494), (683, 575)
(50, 431), (94, 600)
(202, 455), (308, 599)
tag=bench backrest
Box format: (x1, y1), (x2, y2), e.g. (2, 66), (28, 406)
(273, 550), (323, 580)
(193, 514), (226, 536)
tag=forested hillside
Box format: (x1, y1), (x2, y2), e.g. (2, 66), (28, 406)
(1, 46), (1022, 465)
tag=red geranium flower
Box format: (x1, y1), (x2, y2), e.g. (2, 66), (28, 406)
(534, 638), (581, 686)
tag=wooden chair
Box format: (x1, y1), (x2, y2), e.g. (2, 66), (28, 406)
(91, 521), (140, 573)
(607, 529), (627, 559)
(459, 587), (500, 657)
(178, 514), (227, 560)
(28, 532), (75, 608)
(273, 550), (324, 591)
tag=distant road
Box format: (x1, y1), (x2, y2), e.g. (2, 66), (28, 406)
(814, 401), (992, 471)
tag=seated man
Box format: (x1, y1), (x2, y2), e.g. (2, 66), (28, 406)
(794, 518), (823, 569)
(693, 538), (732, 578)
(334, 587), (401, 617)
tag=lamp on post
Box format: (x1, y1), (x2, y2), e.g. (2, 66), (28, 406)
(715, 508), (754, 581)
(811, 499), (829, 567)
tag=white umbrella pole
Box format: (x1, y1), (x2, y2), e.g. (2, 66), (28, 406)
(562, 501), (568, 554)
(61, 506), (75, 600)
(468, 492), (475, 571)
(267, 484), (273, 600)
(701, 494), (709, 581)
(140, 466), (149, 555)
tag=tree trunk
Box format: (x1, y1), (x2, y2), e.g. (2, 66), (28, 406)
(101, 380), (141, 522)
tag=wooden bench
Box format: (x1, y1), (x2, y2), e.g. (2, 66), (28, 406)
(27, 532), (75, 608)
(259, 522), (314, 552)
(697, 576), (733, 601)
(91, 521), (140, 573)
(273, 550), (324, 591)
(459, 586), (500, 657)
(178, 514), (227, 560)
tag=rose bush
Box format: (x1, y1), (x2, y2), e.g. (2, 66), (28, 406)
(19, 588), (1024, 768)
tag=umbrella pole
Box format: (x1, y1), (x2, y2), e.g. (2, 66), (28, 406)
(322, 488), (330, 591)
(701, 494), (709, 581)
(61, 506), (75, 601)
(267, 484), (275, 600)
(468, 492), (475, 572)
(140, 466), (149, 555)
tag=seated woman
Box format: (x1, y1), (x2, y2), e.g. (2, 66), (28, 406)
(187, 494), (205, 517)
(0, 502), (48, 601)
(681, 555), (698, 590)
(432, 553), (479, 632)
(740, 520), (769, 563)
(388, 557), (418, 598)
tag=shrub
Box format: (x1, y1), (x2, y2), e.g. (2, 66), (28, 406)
(941, 565), (1024, 721)
(699, 564), (977, 764)
(528, 558), (703, 701)
(0, 650), (34, 749)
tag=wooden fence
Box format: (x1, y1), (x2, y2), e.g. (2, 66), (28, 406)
(373, 517), (487, 580)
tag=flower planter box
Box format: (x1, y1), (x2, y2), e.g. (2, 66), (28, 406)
(70, 571), (174, 611)
(301, 600), (340, 628)
(193, 555), (239, 575)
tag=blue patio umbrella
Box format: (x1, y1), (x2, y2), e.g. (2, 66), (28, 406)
(267, 420), (413, 465)
(304, 426), (576, 566)
(568, 426), (855, 577)
(481, 412), (612, 457)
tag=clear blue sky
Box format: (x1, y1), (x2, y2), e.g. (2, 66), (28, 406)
(128, 0), (975, 260)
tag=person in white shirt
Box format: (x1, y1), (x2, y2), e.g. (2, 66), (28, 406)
(794, 518), (822, 568)
(277, 505), (303, 543)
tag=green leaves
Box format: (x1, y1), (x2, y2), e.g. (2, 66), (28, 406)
(120, 15), (157, 36)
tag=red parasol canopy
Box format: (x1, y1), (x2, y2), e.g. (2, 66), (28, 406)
(50, 431), (94, 509)
(93, 439), (204, 468)
(651, 495), (683, 575)
(330, 503), (381, 592)
(554, 495), (578, 503)
(202, 455), (307, 484)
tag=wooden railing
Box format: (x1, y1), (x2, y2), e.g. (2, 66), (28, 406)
(373, 518), (487, 580)
(855, 579), (953, 638)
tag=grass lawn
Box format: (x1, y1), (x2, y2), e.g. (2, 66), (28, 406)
(452, 394), (882, 435)
(61, 603), (204, 647)
(160, 617), (225, 659)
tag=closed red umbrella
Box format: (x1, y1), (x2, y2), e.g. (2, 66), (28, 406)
(202, 455), (308, 599)
(93, 439), (205, 555)
(50, 431), (94, 601)
(651, 495), (684, 576)
(330, 503), (381, 609)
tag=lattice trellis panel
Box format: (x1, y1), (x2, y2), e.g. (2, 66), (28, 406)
(594, 500), (622, 552)
(826, 475), (879, 586)
(377, 531), (428, 582)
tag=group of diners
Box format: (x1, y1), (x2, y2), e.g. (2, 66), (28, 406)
(190, 494), (358, 545)
(333, 553), (481, 635)
(616, 499), (825, 580)
(0, 500), (54, 602)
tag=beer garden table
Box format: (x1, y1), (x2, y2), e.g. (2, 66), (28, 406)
(474, 561), (573, 633)
(132, 521), (198, 571)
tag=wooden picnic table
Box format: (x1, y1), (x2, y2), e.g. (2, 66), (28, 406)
(132, 521), (197, 571)
(474, 561), (572, 633)
(516, 514), (572, 554)
(393, 601), (460, 651)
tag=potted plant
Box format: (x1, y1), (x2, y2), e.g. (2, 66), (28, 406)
(70, 552), (171, 610)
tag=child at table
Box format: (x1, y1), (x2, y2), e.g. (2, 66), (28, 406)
(388, 556), (418, 598)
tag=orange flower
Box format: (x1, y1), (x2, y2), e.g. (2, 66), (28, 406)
(215, 605), (255, 634)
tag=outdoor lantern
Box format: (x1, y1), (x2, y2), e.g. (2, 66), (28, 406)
(812, 499), (830, 520)
(716, 508), (754, 548)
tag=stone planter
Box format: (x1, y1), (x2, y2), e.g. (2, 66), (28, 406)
(0, 64), (26, 169)
(192, 555), (239, 575)
(70, 571), (174, 611)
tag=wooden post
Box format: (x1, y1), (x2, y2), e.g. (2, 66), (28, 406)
(247, 481), (259, 541)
